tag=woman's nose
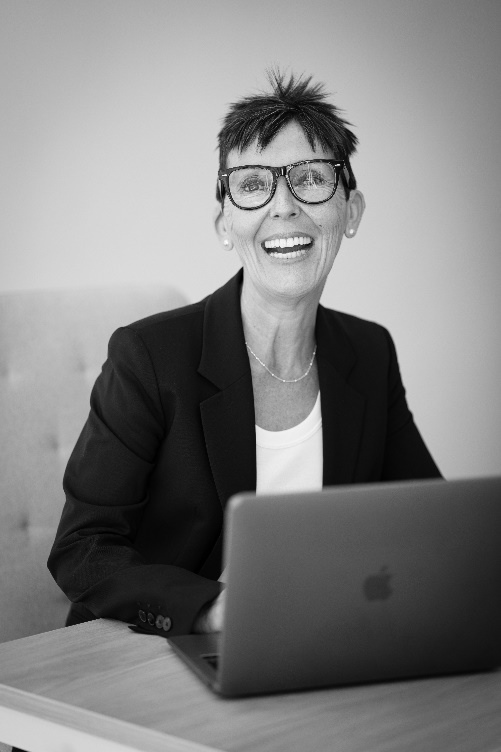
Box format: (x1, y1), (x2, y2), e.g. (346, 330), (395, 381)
(268, 176), (300, 218)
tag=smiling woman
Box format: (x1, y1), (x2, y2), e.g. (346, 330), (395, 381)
(47, 70), (441, 645)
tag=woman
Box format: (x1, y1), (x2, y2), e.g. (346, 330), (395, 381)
(48, 71), (440, 638)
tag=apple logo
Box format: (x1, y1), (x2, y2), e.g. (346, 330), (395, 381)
(363, 566), (393, 601)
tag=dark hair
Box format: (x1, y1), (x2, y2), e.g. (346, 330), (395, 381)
(216, 69), (358, 203)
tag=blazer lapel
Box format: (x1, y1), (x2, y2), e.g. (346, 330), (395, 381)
(198, 273), (366, 502)
(198, 271), (257, 508)
(316, 305), (366, 486)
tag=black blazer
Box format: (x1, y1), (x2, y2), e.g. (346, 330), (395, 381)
(48, 270), (440, 637)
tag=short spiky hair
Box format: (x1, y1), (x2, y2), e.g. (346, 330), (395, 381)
(216, 69), (358, 202)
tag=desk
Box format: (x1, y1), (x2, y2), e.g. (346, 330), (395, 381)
(1, 619), (500, 752)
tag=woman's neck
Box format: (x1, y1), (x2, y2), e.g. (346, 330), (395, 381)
(240, 279), (321, 376)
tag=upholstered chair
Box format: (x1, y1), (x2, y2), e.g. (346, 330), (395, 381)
(0, 285), (186, 649)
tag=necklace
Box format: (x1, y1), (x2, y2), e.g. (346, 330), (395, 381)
(245, 341), (317, 384)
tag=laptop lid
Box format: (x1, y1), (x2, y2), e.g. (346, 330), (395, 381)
(169, 476), (501, 696)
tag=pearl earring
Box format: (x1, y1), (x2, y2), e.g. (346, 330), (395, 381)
(223, 240), (229, 246)
(349, 229), (355, 236)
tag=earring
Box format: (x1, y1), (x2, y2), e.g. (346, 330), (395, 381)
(349, 229), (355, 236)
(223, 239), (232, 251)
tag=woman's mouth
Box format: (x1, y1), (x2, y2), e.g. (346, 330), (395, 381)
(261, 235), (313, 260)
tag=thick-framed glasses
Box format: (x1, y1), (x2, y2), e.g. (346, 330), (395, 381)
(218, 159), (347, 211)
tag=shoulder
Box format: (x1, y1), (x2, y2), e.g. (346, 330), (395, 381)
(127, 297), (207, 342)
(104, 299), (208, 376)
(104, 271), (243, 375)
(318, 304), (394, 355)
(317, 306), (404, 400)
(108, 271), (242, 359)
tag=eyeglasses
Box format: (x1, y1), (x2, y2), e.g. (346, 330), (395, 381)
(217, 159), (349, 210)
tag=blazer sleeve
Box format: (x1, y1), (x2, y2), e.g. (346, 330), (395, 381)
(381, 329), (441, 481)
(47, 326), (221, 636)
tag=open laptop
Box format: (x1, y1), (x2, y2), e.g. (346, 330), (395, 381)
(168, 476), (501, 697)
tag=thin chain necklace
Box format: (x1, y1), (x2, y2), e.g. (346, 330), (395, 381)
(245, 341), (317, 384)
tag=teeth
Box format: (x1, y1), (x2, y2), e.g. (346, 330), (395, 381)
(269, 248), (307, 260)
(264, 236), (312, 249)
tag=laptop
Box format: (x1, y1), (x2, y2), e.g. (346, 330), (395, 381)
(168, 476), (501, 696)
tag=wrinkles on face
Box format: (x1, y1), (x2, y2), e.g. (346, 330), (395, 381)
(221, 121), (350, 306)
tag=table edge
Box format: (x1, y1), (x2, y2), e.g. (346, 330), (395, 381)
(0, 683), (222, 752)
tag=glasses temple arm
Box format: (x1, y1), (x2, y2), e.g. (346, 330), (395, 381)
(342, 157), (356, 199)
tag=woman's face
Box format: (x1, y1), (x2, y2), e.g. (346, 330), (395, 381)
(216, 120), (364, 305)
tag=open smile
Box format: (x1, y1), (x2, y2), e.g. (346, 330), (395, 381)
(261, 235), (313, 260)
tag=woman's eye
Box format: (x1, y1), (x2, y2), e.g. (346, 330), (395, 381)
(240, 178), (265, 193)
(238, 175), (268, 193)
(296, 170), (325, 187)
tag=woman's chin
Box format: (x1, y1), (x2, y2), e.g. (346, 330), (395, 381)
(256, 266), (323, 304)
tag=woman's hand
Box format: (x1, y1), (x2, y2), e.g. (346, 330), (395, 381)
(193, 589), (226, 633)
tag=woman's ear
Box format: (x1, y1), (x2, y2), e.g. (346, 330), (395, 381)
(344, 189), (366, 238)
(214, 205), (233, 250)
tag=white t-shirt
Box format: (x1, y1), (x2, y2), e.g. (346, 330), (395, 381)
(256, 391), (323, 495)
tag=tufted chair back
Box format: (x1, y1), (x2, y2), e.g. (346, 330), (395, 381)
(0, 285), (187, 644)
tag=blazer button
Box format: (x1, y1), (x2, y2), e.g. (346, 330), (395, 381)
(138, 610), (146, 622)
(155, 614), (164, 629)
(147, 612), (155, 626)
(162, 616), (172, 632)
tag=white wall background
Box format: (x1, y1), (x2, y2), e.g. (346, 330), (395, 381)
(1, 0), (500, 479)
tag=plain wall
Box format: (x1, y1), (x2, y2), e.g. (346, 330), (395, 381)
(1, 0), (500, 479)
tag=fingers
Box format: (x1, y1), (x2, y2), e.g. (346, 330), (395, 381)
(210, 590), (226, 631)
(192, 590), (226, 633)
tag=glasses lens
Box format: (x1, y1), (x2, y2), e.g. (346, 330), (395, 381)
(289, 162), (338, 202)
(228, 167), (274, 208)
